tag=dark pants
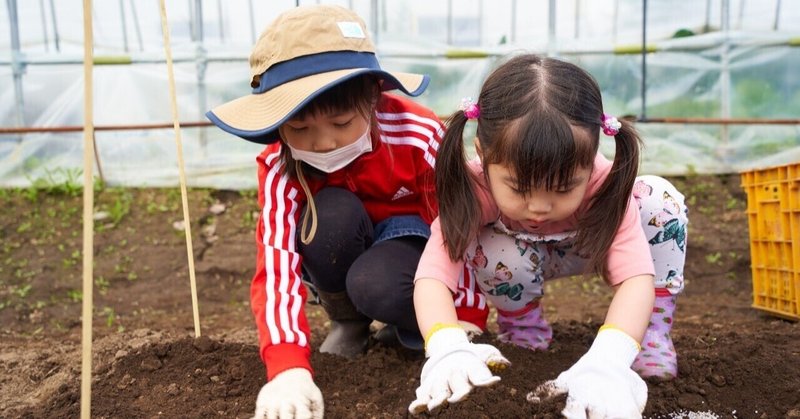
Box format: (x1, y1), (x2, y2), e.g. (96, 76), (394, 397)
(298, 187), (424, 334)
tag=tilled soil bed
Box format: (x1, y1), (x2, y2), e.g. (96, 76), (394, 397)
(1, 174), (799, 418)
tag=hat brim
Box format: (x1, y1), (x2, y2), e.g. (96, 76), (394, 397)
(207, 69), (429, 144)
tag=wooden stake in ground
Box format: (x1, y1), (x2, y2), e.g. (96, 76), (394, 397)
(159, 0), (201, 338)
(80, 0), (95, 418)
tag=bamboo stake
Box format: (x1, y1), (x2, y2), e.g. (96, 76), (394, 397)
(159, 0), (201, 338)
(79, 0), (95, 417)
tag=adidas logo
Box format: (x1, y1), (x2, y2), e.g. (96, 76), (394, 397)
(392, 187), (413, 200)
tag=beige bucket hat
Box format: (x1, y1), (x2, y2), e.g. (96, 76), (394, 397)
(206, 5), (430, 144)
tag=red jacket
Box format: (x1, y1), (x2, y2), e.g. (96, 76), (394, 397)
(251, 93), (487, 380)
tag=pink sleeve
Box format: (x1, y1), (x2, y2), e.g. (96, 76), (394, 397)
(414, 216), (464, 292)
(605, 196), (656, 286)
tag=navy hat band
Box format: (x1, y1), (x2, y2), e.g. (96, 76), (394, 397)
(253, 51), (381, 94)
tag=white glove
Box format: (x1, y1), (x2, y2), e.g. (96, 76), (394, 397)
(457, 320), (484, 339)
(531, 327), (647, 419)
(253, 368), (323, 419)
(408, 326), (510, 415)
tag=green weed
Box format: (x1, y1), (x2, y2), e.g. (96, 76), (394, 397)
(95, 276), (110, 295)
(62, 250), (80, 268)
(705, 252), (723, 265)
(66, 289), (82, 302)
(107, 190), (133, 225)
(26, 167), (85, 197)
(16, 221), (32, 233)
(101, 306), (117, 328)
(725, 197), (741, 210)
(13, 284), (32, 298)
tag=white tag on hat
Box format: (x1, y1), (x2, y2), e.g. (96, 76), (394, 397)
(337, 21), (366, 39)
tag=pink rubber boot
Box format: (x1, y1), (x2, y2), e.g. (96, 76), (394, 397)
(633, 293), (678, 379)
(496, 302), (553, 351)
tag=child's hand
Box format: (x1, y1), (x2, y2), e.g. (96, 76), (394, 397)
(254, 368), (323, 419)
(529, 327), (647, 418)
(408, 327), (510, 415)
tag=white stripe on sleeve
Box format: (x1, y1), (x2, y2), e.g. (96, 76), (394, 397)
(262, 163), (282, 344)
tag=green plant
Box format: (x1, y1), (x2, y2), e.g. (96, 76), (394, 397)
(239, 189), (257, 200)
(242, 209), (259, 228)
(16, 221), (32, 233)
(95, 276), (110, 295)
(146, 200), (170, 214)
(725, 197), (741, 210)
(66, 289), (82, 302)
(14, 268), (36, 280)
(705, 252), (723, 266)
(13, 284), (32, 298)
(26, 167), (85, 197)
(165, 189), (182, 211)
(62, 250), (80, 268)
(685, 194), (697, 207)
(101, 306), (117, 328)
(94, 189), (133, 230)
(37, 226), (57, 241)
(22, 186), (39, 203)
(106, 190), (133, 225)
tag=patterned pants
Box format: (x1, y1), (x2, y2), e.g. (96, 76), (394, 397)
(465, 175), (688, 315)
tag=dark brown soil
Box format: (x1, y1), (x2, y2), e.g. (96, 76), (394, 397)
(1, 174), (799, 418)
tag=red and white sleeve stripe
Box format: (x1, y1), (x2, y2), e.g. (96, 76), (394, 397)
(377, 111), (443, 169)
(454, 265), (487, 310)
(258, 150), (309, 348)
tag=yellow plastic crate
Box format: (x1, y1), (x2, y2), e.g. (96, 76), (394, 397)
(741, 162), (800, 321)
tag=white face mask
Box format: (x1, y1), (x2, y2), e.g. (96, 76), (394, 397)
(287, 125), (373, 173)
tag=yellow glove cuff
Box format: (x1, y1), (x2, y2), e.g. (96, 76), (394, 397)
(599, 324), (642, 351)
(423, 322), (462, 351)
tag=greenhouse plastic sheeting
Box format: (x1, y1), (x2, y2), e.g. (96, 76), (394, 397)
(1, 0), (799, 189)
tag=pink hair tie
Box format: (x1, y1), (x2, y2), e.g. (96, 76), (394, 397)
(601, 113), (621, 136)
(460, 97), (481, 120)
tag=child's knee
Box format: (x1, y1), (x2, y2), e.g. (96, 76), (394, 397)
(634, 176), (688, 225)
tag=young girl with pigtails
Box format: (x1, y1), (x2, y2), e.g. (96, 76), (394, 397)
(409, 54), (689, 417)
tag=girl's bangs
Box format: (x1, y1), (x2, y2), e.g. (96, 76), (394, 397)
(487, 109), (597, 192)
